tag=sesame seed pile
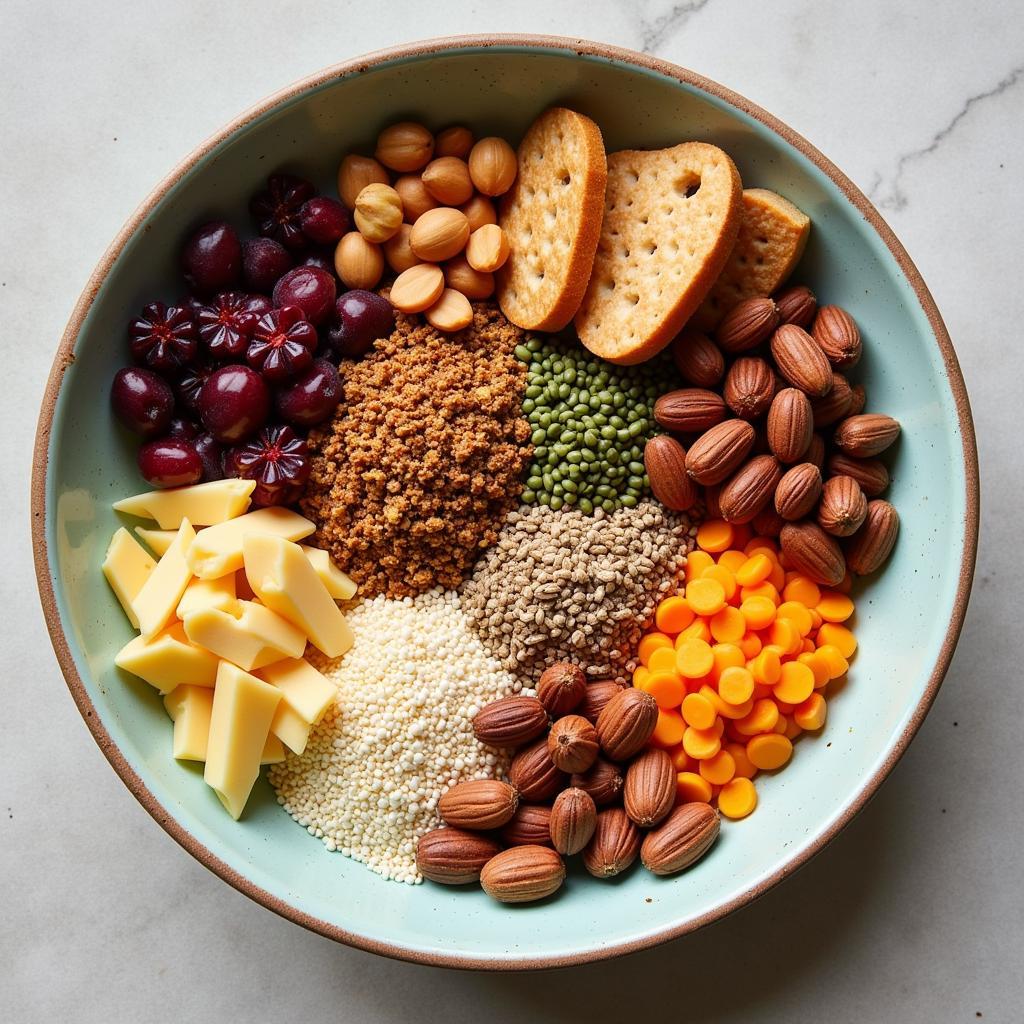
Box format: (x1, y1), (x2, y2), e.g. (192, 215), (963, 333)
(460, 501), (693, 684)
(268, 589), (522, 884)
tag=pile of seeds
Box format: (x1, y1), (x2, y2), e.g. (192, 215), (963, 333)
(301, 305), (532, 597)
(515, 334), (678, 512)
(460, 501), (692, 683)
(269, 589), (523, 883)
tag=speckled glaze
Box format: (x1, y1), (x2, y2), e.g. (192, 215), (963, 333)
(32, 36), (978, 970)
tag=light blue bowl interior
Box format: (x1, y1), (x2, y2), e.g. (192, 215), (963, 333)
(44, 43), (970, 966)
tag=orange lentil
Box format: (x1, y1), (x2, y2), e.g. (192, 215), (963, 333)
(633, 665), (652, 689)
(718, 549), (748, 574)
(699, 748), (736, 785)
(676, 637), (714, 678)
(677, 618), (712, 644)
(650, 709), (686, 748)
(719, 666), (755, 706)
(797, 650), (830, 689)
(768, 618), (802, 656)
(685, 549), (715, 581)
(774, 698), (799, 716)
(676, 772), (713, 804)
(735, 553), (773, 587)
(686, 576), (727, 616)
(740, 595), (776, 630)
(740, 581), (781, 606)
(816, 591), (855, 623)
(816, 643), (850, 679)
(726, 742), (758, 780)
(700, 685), (753, 720)
(744, 536), (777, 556)
(710, 606), (746, 643)
(681, 692), (717, 730)
(646, 671), (685, 709)
(767, 559), (786, 592)
(683, 725), (722, 760)
(739, 631), (763, 659)
(747, 733), (793, 770)
(647, 645), (679, 674)
(696, 519), (734, 553)
(783, 717), (803, 741)
(655, 596), (695, 634)
(638, 632), (674, 665)
(808, 608), (823, 630)
(818, 622), (857, 659)
(794, 693), (827, 731)
(783, 575), (821, 607)
(750, 647), (782, 685)
(718, 777), (758, 819)
(735, 698), (779, 736)
(776, 600), (814, 636)
(700, 563), (737, 601)
(711, 642), (745, 677)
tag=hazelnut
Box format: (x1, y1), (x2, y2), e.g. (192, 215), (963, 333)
(435, 125), (474, 159)
(410, 207), (471, 263)
(353, 183), (403, 243)
(468, 137), (517, 196)
(382, 224), (422, 274)
(334, 232), (383, 290)
(460, 194), (497, 232)
(375, 121), (434, 173)
(394, 175), (438, 223)
(444, 256), (494, 300)
(337, 154), (388, 209)
(421, 156), (475, 206)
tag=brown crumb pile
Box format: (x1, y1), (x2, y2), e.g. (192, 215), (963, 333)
(302, 304), (532, 597)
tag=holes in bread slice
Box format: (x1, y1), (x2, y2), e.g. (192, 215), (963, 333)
(675, 172), (702, 199)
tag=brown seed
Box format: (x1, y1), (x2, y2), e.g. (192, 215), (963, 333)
(751, 504), (785, 537)
(409, 207), (471, 263)
(723, 357), (775, 420)
(389, 263), (445, 313)
(812, 305), (862, 367)
(640, 803), (720, 876)
(848, 384), (867, 416)
(443, 256), (494, 300)
(382, 224), (421, 274)
(810, 373), (855, 428)
(595, 688), (659, 762)
(719, 455), (782, 525)
(549, 788), (597, 855)
(424, 288), (474, 333)
(826, 453), (890, 496)
(353, 182), (403, 242)
(415, 827), (503, 885)
(645, 434), (699, 511)
(846, 499), (900, 574)
(393, 174), (439, 222)
(500, 804), (553, 848)
(337, 154), (389, 208)
(334, 232), (384, 290)
(438, 779), (518, 830)
(671, 331), (725, 387)
(704, 483), (723, 520)
(774, 463), (823, 521)
(375, 121), (434, 173)
(536, 662), (587, 717)
(547, 714), (600, 774)
(577, 681), (627, 725)
(421, 156), (475, 206)
(685, 419), (757, 485)
(767, 388), (813, 464)
(459, 194), (497, 232)
(834, 414), (901, 458)
(582, 808), (641, 878)
(571, 757), (625, 806)
(773, 284), (817, 328)
(623, 747), (675, 827)
(434, 125), (474, 160)
(805, 433), (826, 470)
(479, 846), (565, 903)
(465, 224), (510, 273)
(817, 475), (868, 537)
(653, 389), (727, 433)
(472, 695), (548, 748)
(715, 296), (780, 353)
(468, 136), (518, 196)
(779, 521), (846, 586)
(509, 737), (567, 802)
(770, 324), (834, 397)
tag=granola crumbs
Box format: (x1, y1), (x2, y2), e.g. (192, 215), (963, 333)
(301, 303), (532, 597)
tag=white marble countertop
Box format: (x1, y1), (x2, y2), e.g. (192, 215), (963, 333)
(3, 0), (1022, 1019)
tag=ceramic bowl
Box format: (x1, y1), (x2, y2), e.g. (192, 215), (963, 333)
(32, 35), (978, 969)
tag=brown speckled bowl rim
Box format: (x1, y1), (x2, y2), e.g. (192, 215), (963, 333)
(31, 34), (979, 971)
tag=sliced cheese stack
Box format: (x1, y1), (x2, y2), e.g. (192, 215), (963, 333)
(103, 479), (356, 820)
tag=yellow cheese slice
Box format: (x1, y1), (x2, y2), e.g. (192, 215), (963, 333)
(257, 657), (336, 724)
(271, 700), (313, 755)
(204, 662), (281, 819)
(176, 574), (239, 620)
(114, 479), (255, 529)
(115, 623), (219, 693)
(260, 734), (287, 765)
(163, 684), (213, 761)
(135, 527), (177, 557)
(182, 600), (306, 671)
(102, 528), (156, 628)
(131, 519), (196, 638)
(186, 507), (315, 579)
(243, 536), (353, 658)
(299, 545), (358, 601)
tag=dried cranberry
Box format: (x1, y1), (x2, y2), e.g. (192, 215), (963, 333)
(229, 425), (310, 507)
(194, 432), (225, 481)
(138, 438), (202, 488)
(198, 364), (270, 443)
(327, 289), (395, 357)
(298, 197), (350, 245)
(249, 174), (316, 250)
(272, 266), (336, 326)
(195, 291), (258, 360)
(176, 358), (217, 416)
(275, 359), (342, 427)
(242, 237), (293, 293)
(246, 306), (317, 382)
(181, 221), (242, 296)
(128, 302), (197, 374)
(110, 367), (175, 437)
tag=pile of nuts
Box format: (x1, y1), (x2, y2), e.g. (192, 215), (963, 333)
(334, 121), (518, 332)
(645, 286), (901, 585)
(415, 662), (720, 902)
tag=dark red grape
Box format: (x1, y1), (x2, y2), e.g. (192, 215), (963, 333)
(166, 417), (200, 440)
(111, 367), (175, 437)
(229, 425), (310, 506)
(300, 251), (337, 276)
(242, 293), (274, 317)
(242, 237), (293, 293)
(249, 174), (316, 250)
(275, 359), (342, 427)
(138, 438), (202, 488)
(327, 289), (395, 357)
(181, 221), (242, 297)
(298, 197), (350, 245)
(198, 364), (270, 443)
(129, 302), (197, 374)
(246, 306), (317, 382)
(195, 291), (258, 360)
(272, 266), (336, 326)
(194, 432), (225, 481)
(176, 358), (217, 416)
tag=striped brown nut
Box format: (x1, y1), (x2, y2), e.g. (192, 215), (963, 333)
(723, 357), (775, 420)
(654, 388), (728, 433)
(767, 388), (813, 463)
(715, 297), (780, 353)
(770, 324), (833, 397)
(817, 475), (868, 537)
(834, 414), (900, 458)
(508, 737), (567, 802)
(595, 688), (658, 762)
(774, 463), (823, 521)
(812, 305), (862, 367)
(846, 499), (900, 574)
(779, 521), (846, 586)
(582, 808), (641, 878)
(671, 330), (725, 387)
(685, 419), (757, 486)
(826, 453), (890, 496)
(719, 455), (782, 525)
(773, 284), (817, 328)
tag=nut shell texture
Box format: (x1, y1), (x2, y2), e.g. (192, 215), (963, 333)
(595, 688), (659, 761)
(480, 846), (566, 903)
(640, 802), (721, 876)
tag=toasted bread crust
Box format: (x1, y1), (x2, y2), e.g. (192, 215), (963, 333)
(497, 108), (607, 331)
(574, 142), (742, 365)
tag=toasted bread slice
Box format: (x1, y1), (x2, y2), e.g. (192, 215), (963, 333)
(574, 142), (742, 365)
(497, 108), (607, 331)
(693, 188), (810, 329)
